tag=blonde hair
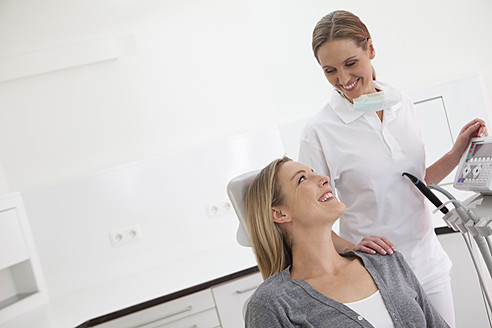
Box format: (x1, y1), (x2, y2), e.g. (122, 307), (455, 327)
(312, 10), (376, 80)
(245, 157), (292, 280)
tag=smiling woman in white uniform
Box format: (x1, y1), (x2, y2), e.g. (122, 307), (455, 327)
(298, 10), (488, 328)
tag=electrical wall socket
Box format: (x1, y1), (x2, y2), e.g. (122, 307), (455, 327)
(109, 224), (143, 247)
(206, 201), (233, 219)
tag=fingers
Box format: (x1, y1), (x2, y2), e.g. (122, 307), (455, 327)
(479, 125), (488, 137)
(355, 236), (397, 255)
(353, 245), (377, 255)
(471, 120), (487, 138)
(378, 236), (397, 252)
(461, 119), (481, 131)
(462, 121), (481, 138)
(452, 120), (488, 157)
(461, 119), (487, 138)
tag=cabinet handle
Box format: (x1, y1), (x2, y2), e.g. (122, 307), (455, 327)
(134, 306), (193, 327)
(153, 324), (197, 328)
(235, 285), (259, 294)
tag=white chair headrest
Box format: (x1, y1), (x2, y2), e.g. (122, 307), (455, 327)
(226, 170), (260, 247)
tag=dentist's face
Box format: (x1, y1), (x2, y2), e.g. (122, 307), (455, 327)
(317, 38), (376, 102)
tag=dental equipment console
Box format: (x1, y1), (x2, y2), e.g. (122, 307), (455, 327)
(404, 136), (492, 314)
(455, 137), (492, 194)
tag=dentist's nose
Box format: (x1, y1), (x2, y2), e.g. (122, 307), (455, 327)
(337, 68), (350, 85)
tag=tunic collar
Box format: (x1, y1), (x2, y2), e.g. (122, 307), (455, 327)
(329, 81), (403, 124)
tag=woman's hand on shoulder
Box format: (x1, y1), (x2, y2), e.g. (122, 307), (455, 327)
(353, 235), (397, 255)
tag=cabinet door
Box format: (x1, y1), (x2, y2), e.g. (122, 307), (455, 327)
(212, 272), (263, 328)
(96, 289), (217, 328)
(0, 208), (29, 270)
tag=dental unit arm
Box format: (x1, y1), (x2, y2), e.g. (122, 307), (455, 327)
(403, 136), (492, 314)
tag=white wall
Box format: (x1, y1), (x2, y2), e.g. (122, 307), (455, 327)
(21, 127), (285, 299)
(2, 0), (492, 301)
(1, 0), (492, 193)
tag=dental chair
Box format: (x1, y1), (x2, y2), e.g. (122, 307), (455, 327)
(226, 169), (260, 319)
(226, 169), (260, 247)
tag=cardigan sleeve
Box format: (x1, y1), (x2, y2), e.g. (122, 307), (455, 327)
(245, 302), (285, 328)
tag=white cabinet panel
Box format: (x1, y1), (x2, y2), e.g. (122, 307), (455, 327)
(0, 194), (47, 325)
(414, 97), (454, 170)
(96, 290), (217, 328)
(212, 272), (263, 328)
(151, 308), (220, 328)
(406, 75), (490, 141)
(0, 209), (29, 270)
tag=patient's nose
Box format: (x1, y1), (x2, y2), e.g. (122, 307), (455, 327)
(319, 175), (330, 186)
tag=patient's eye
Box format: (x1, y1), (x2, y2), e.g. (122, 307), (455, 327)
(298, 175), (306, 184)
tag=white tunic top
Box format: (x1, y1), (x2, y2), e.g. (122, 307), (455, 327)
(298, 81), (452, 288)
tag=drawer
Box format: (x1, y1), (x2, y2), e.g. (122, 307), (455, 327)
(143, 308), (220, 328)
(212, 272), (263, 328)
(96, 289), (216, 328)
(0, 208), (29, 270)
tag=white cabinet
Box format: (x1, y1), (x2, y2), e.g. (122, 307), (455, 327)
(149, 308), (219, 328)
(86, 270), (263, 328)
(212, 272), (263, 328)
(0, 209), (29, 269)
(0, 193), (47, 324)
(96, 289), (220, 328)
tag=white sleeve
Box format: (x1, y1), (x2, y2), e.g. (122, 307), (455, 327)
(405, 96), (430, 170)
(298, 138), (335, 190)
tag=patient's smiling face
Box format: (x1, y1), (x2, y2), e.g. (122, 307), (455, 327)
(274, 161), (345, 227)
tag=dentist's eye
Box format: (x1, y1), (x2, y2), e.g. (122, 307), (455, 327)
(346, 60), (357, 67)
(298, 175), (306, 184)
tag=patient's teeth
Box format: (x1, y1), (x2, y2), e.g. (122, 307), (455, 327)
(320, 192), (333, 202)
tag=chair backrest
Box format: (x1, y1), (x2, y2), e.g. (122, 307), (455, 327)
(226, 170), (260, 247)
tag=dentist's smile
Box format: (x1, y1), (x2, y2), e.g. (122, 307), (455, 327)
(340, 78), (360, 91)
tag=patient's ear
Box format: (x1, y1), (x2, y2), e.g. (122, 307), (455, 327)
(271, 207), (291, 224)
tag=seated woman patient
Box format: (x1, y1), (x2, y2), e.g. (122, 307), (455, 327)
(244, 157), (448, 327)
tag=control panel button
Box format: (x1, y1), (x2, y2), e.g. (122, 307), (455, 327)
(473, 164), (482, 178)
